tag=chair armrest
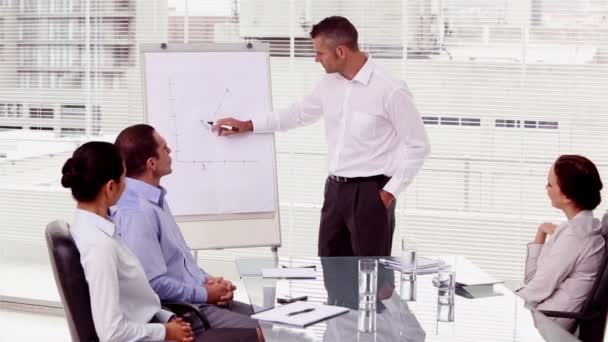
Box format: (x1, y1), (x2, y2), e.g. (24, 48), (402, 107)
(540, 309), (600, 320)
(540, 310), (583, 319)
(162, 302), (210, 330)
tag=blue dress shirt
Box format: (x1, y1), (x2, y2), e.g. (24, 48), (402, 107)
(111, 177), (210, 304)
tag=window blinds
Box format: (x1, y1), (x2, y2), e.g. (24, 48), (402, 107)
(1, 1), (607, 294)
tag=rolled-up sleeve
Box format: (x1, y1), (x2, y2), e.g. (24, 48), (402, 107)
(252, 82), (324, 133)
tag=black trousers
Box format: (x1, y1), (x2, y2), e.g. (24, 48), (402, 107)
(181, 308), (259, 342)
(318, 175), (396, 257)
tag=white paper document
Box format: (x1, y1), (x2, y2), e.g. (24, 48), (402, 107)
(379, 257), (447, 274)
(261, 268), (317, 279)
(454, 258), (502, 286)
(251, 301), (349, 327)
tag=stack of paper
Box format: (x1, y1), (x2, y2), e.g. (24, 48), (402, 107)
(261, 267), (317, 279)
(451, 258), (502, 286)
(379, 257), (447, 275)
(251, 301), (349, 327)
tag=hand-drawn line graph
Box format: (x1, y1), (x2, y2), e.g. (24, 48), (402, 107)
(210, 88), (230, 120)
(143, 50), (276, 215)
(167, 77), (256, 171)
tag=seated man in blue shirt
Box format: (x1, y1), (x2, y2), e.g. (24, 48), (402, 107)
(111, 124), (258, 329)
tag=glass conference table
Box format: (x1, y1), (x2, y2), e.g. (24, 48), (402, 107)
(236, 257), (579, 342)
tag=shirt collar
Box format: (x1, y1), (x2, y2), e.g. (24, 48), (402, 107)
(566, 210), (600, 238)
(74, 208), (116, 237)
(351, 53), (374, 85)
(126, 177), (166, 207)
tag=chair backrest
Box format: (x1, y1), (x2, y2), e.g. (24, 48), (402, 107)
(577, 213), (608, 341)
(587, 214), (608, 314)
(45, 220), (99, 342)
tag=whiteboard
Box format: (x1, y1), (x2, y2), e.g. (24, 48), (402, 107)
(141, 43), (281, 250)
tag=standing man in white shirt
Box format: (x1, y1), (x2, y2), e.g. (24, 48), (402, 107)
(214, 16), (430, 257)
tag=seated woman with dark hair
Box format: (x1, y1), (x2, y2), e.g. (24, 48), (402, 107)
(61, 141), (194, 342)
(517, 154), (606, 329)
(62, 142), (261, 342)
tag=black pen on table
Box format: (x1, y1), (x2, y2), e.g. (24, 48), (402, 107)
(281, 265), (316, 269)
(207, 121), (240, 132)
(286, 308), (315, 316)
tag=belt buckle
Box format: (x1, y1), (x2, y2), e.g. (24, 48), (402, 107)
(333, 175), (348, 183)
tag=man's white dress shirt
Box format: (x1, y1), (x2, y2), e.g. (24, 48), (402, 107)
(71, 209), (174, 342)
(517, 210), (606, 329)
(252, 55), (430, 197)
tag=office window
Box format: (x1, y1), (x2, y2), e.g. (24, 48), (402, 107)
(461, 118), (481, 127)
(496, 119), (560, 130)
(29, 107), (53, 119)
(1, 0), (151, 300)
(422, 116), (439, 125)
(0, 1), (607, 310)
(60, 127), (85, 135)
(113, 18), (132, 40)
(423, 116), (481, 127)
(49, 19), (70, 40)
(112, 46), (130, 66)
(29, 106), (54, 131)
(496, 119), (521, 128)
(0, 125), (23, 130)
(440, 117), (460, 126)
(538, 121), (559, 129)
(59, 104), (101, 136)
(20, 19), (39, 40)
(171, 0), (608, 283)
(20, 0), (37, 13)
(60, 104), (85, 125)
(6, 103), (22, 118)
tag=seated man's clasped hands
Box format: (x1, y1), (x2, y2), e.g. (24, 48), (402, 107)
(206, 276), (237, 306)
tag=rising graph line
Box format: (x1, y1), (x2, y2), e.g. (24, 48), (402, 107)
(211, 88), (231, 120)
(166, 80), (254, 168)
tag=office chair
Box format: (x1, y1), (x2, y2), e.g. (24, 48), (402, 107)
(45, 220), (209, 342)
(541, 214), (608, 342)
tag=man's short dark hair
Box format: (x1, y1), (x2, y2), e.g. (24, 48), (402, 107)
(310, 16), (359, 51)
(554, 154), (603, 210)
(115, 124), (158, 178)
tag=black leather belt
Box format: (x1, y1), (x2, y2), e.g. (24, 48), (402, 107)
(328, 174), (387, 183)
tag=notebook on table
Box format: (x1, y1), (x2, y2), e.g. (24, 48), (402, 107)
(261, 267), (317, 279)
(251, 301), (349, 327)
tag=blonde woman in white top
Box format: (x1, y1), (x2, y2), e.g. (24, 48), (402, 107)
(518, 155), (606, 330)
(61, 141), (194, 342)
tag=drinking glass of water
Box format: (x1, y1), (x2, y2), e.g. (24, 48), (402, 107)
(436, 270), (456, 322)
(400, 238), (417, 301)
(358, 259), (378, 332)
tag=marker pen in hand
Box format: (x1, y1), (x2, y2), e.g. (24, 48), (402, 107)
(207, 121), (240, 132)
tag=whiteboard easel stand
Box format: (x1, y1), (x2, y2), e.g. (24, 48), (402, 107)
(141, 42), (281, 266)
